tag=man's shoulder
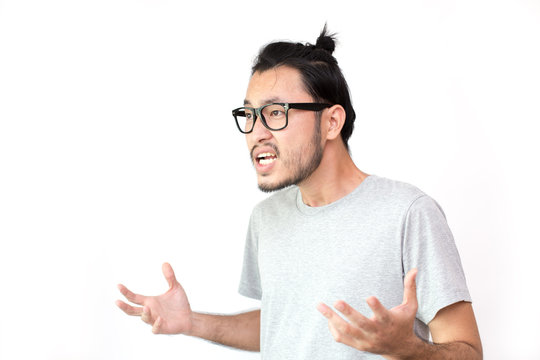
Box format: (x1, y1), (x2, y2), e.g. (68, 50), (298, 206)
(368, 175), (426, 200)
(360, 175), (430, 214)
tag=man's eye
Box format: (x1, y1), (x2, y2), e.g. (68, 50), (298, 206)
(270, 110), (283, 116)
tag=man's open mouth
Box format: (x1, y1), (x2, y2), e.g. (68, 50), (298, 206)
(256, 152), (277, 165)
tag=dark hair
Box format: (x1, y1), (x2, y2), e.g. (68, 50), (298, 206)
(252, 25), (356, 150)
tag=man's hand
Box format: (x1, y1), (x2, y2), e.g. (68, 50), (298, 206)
(317, 268), (421, 359)
(116, 262), (193, 335)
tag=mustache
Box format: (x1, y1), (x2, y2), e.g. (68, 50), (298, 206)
(250, 143), (280, 160)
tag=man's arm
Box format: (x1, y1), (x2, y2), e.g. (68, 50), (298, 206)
(317, 269), (482, 360)
(412, 301), (482, 359)
(382, 301), (482, 360)
(189, 310), (260, 351)
(116, 263), (260, 351)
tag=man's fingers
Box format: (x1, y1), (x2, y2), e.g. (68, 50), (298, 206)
(317, 302), (337, 320)
(162, 262), (178, 289)
(141, 306), (153, 325)
(402, 268), (418, 307)
(152, 316), (162, 334)
(366, 296), (391, 323)
(334, 300), (376, 332)
(327, 320), (356, 347)
(116, 300), (143, 316)
(117, 284), (145, 305)
(317, 303), (365, 346)
(317, 303), (361, 335)
(117, 300), (160, 332)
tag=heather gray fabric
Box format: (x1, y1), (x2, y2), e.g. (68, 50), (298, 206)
(239, 175), (471, 359)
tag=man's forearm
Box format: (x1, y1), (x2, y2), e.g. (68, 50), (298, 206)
(188, 310), (260, 351)
(386, 337), (482, 360)
(416, 340), (482, 360)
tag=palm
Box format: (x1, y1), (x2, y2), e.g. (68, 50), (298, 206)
(117, 263), (193, 334)
(146, 279), (192, 333)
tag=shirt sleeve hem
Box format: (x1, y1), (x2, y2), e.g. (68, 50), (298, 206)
(238, 283), (262, 300)
(420, 289), (472, 325)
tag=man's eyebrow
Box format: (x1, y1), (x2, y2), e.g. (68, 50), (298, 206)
(243, 97), (283, 106)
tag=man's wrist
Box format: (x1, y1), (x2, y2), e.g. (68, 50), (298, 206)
(402, 336), (429, 360)
(384, 334), (427, 360)
(186, 312), (204, 338)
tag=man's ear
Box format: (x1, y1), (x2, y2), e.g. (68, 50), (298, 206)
(324, 104), (346, 141)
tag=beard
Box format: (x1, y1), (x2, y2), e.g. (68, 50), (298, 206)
(256, 120), (323, 193)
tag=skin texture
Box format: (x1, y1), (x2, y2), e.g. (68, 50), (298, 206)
(117, 65), (483, 359)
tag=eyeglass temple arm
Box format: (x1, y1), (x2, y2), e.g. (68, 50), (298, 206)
(288, 103), (332, 111)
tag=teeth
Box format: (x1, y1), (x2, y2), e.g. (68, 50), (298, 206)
(257, 152), (276, 159)
(259, 158), (276, 165)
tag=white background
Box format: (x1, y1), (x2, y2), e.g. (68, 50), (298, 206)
(1, 0), (539, 359)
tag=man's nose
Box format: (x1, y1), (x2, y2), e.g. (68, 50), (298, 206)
(249, 114), (272, 142)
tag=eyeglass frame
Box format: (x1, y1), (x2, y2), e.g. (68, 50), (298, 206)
(231, 102), (333, 134)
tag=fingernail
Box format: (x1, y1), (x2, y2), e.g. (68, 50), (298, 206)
(335, 302), (345, 312)
(316, 303), (327, 315)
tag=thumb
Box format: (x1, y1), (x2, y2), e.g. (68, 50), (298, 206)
(403, 268), (418, 308)
(162, 262), (178, 289)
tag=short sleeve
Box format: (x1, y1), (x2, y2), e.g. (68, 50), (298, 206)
(402, 195), (471, 324)
(238, 206), (262, 300)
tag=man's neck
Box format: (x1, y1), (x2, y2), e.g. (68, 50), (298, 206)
(298, 140), (369, 207)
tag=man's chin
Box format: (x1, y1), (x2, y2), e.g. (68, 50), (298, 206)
(257, 177), (294, 193)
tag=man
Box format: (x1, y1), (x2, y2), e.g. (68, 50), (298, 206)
(117, 26), (482, 359)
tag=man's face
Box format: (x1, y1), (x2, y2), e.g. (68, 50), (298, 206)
(244, 66), (324, 192)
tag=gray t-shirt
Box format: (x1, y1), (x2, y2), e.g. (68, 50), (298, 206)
(239, 175), (471, 359)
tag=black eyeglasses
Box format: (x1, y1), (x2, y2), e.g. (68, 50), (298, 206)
(231, 102), (332, 134)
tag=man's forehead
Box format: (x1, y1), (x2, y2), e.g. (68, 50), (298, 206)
(243, 67), (308, 106)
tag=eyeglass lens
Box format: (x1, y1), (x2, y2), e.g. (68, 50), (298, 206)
(235, 104), (287, 133)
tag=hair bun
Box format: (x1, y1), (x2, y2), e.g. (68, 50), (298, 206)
(315, 24), (336, 54)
